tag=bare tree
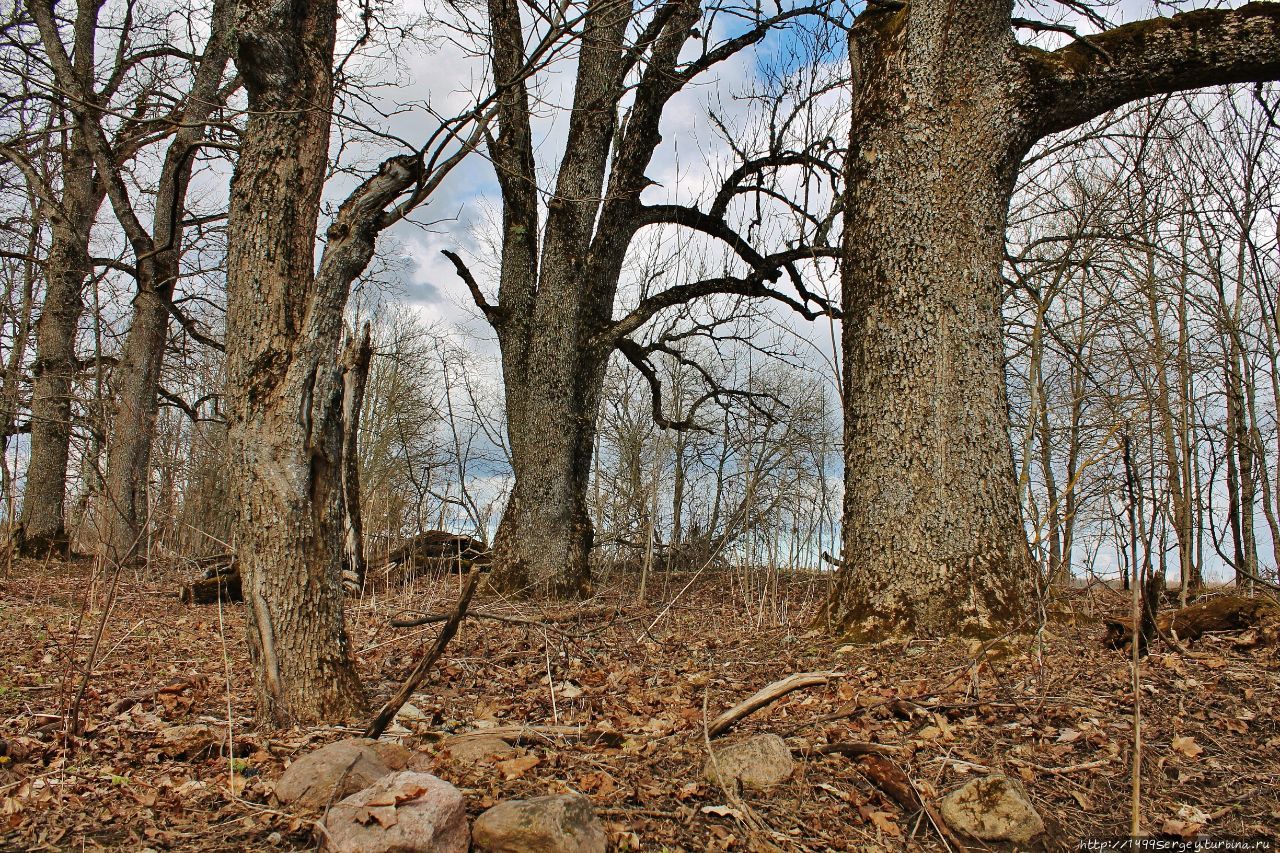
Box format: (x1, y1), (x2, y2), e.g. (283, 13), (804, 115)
(459, 0), (842, 596)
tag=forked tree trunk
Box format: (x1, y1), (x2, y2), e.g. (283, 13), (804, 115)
(96, 2), (232, 564)
(222, 0), (365, 725)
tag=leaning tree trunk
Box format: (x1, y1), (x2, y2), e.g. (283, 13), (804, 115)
(825, 4), (1036, 639)
(222, 0), (365, 725)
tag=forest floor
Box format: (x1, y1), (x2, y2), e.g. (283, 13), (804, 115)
(0, 556), (1277, 851)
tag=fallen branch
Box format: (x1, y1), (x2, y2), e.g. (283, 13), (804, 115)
(438, 724), (626, 748)
(1009, 756), (1112, 776)
(365, 567), (481, 739)
(815, 741), (899, 758)
(390, 603), (617, 629)
(103, 676), (206, 717)
(708, 671), (840, 738)
(1104, 594), (1280, 649)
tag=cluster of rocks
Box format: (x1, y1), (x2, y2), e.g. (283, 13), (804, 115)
(276, 732), (1044, 850)
(273, 737), (605, 852)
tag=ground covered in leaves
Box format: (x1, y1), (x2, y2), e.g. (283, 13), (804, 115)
(1, 556), (1277, 850)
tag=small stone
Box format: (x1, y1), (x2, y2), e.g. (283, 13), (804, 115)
(940, 774), (1045, 844)
(276, 738), (413, 810)
(703, 733), (794, 790)
(443, 735), (516, 764)
(321, 771), (468, 853)
(156, 724), (219, 759)
(396, 702), (429, 723)
(473, 793), (606, 853)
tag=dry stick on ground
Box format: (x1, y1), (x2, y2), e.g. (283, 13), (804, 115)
(365, 566), (481, 739)
(708, 671), (842, 738)
(390, 603), (617, 629)
(439, 724), (625, 747)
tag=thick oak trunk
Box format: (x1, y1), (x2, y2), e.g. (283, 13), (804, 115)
(825, 1), (1280, 639)
(826, 5), (1035, 639)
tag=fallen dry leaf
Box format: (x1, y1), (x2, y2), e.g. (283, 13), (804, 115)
(1171, 735), (1204, 759)
(497, 754), (541, 780)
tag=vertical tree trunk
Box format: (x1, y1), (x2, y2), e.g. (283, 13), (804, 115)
(1, 191), (41, 512)
(825, 5), (1036, 639)
(222, 0), (365, 725)
(491, 347), (605, 597)
(18, 131), (102, 556)
(340, 324), (373, 593)
(99, 284), (170, 563)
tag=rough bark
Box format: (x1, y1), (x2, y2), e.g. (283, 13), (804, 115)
(16, 0), (106, 556)
(826, 0), (1280, 639)
(95, 0), (233, 563)
(340, 324), (373, 593)
(222, 0), (365, 725)
(829, 2), (1036, 639)
(478, 0), (833, 596)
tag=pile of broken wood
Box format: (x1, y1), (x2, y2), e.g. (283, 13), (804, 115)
(177, 530), (491, 605)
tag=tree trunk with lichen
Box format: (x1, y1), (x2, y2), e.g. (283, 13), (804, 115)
(826, 0), (1280, 639)
(490, 339), (606, 597)
(828, 2), (1035, 639)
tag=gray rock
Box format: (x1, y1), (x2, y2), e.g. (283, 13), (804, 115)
(155, 724), (220, 759)
(940, 774), (1045, 844)
(321, 771), (468, 853)
(703, 733), (794, 790)
(276, 738), (413, 810)
(443, 735), (516, 764)
(473, 793), (606, 853)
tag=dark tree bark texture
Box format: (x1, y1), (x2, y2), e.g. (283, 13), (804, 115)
(476, 0), (837, 597)
(16, 0), (107, 557)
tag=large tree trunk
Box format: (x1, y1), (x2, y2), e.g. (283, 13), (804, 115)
(825, 4), (1036, 639)
(18, 130), (102, 557)
(491, 345), (605, 596)
(97, 2), (232, 564)
(824, 0), (1280, 639)
(222, 0), (365, 725)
